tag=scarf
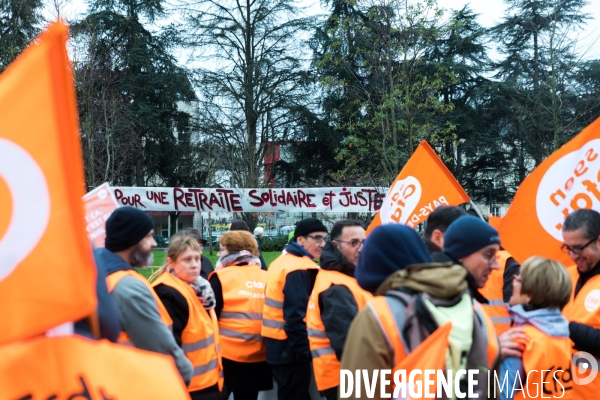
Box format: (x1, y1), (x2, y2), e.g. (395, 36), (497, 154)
(215, 250), (262, 270)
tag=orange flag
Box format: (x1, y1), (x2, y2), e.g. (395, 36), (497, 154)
(393, 322), (452, 399)
(83, 183), (119, 248)
(367, 141), (470, 234)
(499, 117), (600, 264)
(488, 215), (502, 230)
(0, 23), (96, 344)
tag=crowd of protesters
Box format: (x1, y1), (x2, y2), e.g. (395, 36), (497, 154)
(92, 206), (600, 400)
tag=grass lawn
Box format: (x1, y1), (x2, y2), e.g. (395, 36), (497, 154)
(136, 250), (282, 280)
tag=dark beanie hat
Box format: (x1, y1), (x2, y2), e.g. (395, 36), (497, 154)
(294, 218), (327, 239)
(356, 224), (432, 294)
(105, 206), (155, 252)
(443, 216), (501, 260)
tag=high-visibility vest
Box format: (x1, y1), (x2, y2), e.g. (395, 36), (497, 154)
(211, 264), (267, 363)
(563, 265), (600, 400)
(261, 253), (318, 340)
(0, 335), (189, 398)
(512, 325), (573, 400)
(368, 295), (499, 388)
(152, 271), (223, 392)
(106, 269), (173, 346)
(306, 270), (373, 392)
(480, 250), (512, 335)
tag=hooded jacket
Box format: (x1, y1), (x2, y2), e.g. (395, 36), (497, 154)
(94, 248), (193, 385)
(343, 225), (476, 398)
(341, 263), (470, 398)
(500, 305), (570, 400)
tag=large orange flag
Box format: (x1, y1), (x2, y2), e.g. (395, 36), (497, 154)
(499, 117), (600, 264)
(367, 141), (470, 234)
(0, 23), (96, 344)
(393, 322), (452, 399)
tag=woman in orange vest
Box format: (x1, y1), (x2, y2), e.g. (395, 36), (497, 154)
(500, 256), (573, 400)
(151, 234), (223, 400)
(209, 230), (273, 400)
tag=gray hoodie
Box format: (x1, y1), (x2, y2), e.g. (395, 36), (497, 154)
(499, 305), (569, 400)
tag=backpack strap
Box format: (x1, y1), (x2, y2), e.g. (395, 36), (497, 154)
(384, 289), (440, 351)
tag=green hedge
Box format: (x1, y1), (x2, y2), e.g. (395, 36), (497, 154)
(261, 235), (289, 252)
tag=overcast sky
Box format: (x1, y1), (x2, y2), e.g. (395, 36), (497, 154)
(57, 0), (600, 60)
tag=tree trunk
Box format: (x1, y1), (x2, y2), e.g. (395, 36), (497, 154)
(169, 211), (181, 237)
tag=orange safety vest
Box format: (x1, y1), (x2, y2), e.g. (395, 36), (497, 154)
(106, 269), (173, 346)
(306, 270), (373, 392)
(211, 264), (267, 363)
(261, 253), (318, 340)
(368, 295), (500, 379)
(0, 335), (189, 398)
(152, 271), (224, 392)
(480, 250), (512, 335)
(512, 325), (573, 400)
(563, 265), (600, 400)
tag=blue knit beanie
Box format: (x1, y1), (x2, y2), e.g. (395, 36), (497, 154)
(443, 216), (501, 260)
(356, 224), (432, 293)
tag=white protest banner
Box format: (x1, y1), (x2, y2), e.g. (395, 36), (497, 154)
(112, 187), (386, 213)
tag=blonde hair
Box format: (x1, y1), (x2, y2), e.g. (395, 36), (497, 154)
(520, 256), (572, 310)
(149, 233), (201, 282)
(219, 231), (259, 256)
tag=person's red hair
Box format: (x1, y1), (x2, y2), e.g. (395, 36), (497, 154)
(219, 231), (259, 256)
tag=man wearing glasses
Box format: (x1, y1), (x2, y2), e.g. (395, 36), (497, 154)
(262, 218), (328, 400)
(306, 220), (372, 400)
(561, 209), (600, 400)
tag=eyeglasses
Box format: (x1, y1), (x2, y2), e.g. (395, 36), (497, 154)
(512, 275), (521, 283)
(561, 237), (597, 255)
(482, 252), (499, 266)
(335, 239), (365, 249)
(306, 235), (327, 243)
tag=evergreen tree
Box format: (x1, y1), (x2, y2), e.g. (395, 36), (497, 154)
(492, 0), (589, 178)
(0, 0), (43, 72)
(314, 0), (453, 185)
(72, 0), (196, 188)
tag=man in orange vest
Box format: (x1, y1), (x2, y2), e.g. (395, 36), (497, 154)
(306, 220), (372, 400)
(95, 206), (193, 384)
(344, 224), (498, 398)
(262, 217), (327, 400)
(442, 216), (528, 359)
(561, 209), (600, 399)
(480, 249), (520, 335)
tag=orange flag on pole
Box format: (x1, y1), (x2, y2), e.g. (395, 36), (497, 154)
(499, 117), (600, 264)
(0, 23), (96, 344)
(367, 140), (470, 234)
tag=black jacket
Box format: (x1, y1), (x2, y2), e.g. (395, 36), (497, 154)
(569, 261), (600, 357)
(264, 243), (318, 365)
(200, 255), (214, 280)
(317, 241), (359, 361)
(153, 282), (221, 396)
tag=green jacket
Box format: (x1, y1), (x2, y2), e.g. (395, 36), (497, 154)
(340, 262), (499, 399)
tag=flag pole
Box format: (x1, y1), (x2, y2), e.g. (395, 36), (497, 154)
(469, 200), (485, 221)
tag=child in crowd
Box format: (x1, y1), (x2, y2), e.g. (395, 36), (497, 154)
(500, 257), (573, 400)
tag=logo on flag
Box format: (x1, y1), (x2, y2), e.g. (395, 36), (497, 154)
(499, 117), (600, 264)
(368, 141), (470, 234)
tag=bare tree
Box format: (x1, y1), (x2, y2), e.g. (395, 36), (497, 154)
(181, 0), (315, 226)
